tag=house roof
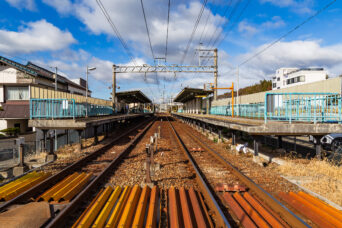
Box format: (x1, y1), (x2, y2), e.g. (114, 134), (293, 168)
(0, 56), (89, 92)
(0, 101), (30, 119)
(0, 56), (37, 77)
(173, 88), (213, 103)
(116, 90), (152, 103)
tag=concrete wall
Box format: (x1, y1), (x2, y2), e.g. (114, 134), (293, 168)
(0, 119), (7, 131)
(0, 85), (3, 103)
(0, 66), (17, 84)
(212, 77), (342, 106)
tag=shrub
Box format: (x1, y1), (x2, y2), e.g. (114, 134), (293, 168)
(0, 127), (20, 136)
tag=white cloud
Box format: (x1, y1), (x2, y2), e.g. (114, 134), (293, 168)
(261, 16), (285, 29)
(41, 0), (73, 15)
(5, 0), (35, 11)
(230, 40), (342, 88)
(238, 21), (258, 36)
(0, 20), (76, 54)
(260, 0), (314, 14)
(43, 0), (225, 64)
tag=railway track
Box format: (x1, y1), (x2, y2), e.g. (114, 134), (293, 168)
(0, 116), (154, 214)
(166, 116), (310, 228)
(1, 115), (341, 227)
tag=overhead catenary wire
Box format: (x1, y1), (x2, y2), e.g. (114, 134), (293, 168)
(96, 0), (158, 100)
(96, 0), (137, 66)
(165, 0), (171, 62)
(180, 0), (208, 65)
(140, 0), (155, 61)
(214, 0), (250, 48)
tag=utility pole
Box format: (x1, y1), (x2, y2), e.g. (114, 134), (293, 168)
(214, 48), (218, 101)
(237, 66), (239, 116)
(112, 64), (117, 113)
(54, 67), (58, 152)
(86, 66), (96, 118)
(86, 66), (89, 117)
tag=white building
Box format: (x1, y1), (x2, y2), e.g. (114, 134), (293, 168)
(272, 68), (328, 90)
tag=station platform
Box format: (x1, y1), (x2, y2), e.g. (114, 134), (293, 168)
(172, 113), (342, 136)
(29, 113), (153, 130)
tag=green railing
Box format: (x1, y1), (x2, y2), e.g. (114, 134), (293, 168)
(30, 99), (113, 119)
(210, 93), (342, 123)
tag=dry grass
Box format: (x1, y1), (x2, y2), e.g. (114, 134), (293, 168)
(277, 159), (342, 206)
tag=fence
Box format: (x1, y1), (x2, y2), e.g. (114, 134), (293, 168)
(264, 93), (341, 123)
(30, 99), (113, 119)
(210, 103), (264, 119)
(210, 93), (342, 123)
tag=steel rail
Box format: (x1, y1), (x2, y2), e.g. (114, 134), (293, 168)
(178, 119), (311, 228)
(166, 117), (231, 228)
(0, 116), (153, 212)
(46, 118), (155, 228)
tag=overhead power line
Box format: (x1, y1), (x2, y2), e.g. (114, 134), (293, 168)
(238, 0), (337, 67)
(220, 0), (337, 76)
(206, 0), (236, 48)
(140, 0), (155, 61)
(214, 0), (251, 48)
(165, 0), (171, 61)
(96, 0), (137, 65)
(180, 0), (208, 65)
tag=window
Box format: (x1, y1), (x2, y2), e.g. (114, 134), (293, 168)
(5, 86), (29, 100)
(277, 77), (280, 81)
(299, 75), (305, 82)
(287, 79), (290, 84)
(272, 83), (276, 88)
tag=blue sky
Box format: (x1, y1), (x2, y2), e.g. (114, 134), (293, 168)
(0, 0), (341, 102)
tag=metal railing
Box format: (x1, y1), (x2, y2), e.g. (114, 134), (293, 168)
(209, 93), (342, 124)
(30, 99), (113, 119)
(264, 93), (341, 123)
(210, 103), (264, 119)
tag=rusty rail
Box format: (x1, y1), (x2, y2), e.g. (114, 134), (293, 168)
(166, 117), (231, 228)
(175, 117), (311, 228)
(46, 118), (155, 228)
(0, 116), (153, 212)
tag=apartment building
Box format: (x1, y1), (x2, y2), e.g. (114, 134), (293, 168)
(0, 56), (90, 133)
(272, 68), (328, 90)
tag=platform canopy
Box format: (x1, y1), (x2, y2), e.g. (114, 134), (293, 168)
(173, 88), (213, 103)
(116, 90), (152, 103)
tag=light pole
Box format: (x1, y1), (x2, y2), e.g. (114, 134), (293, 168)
(50, 66), (58, 152)
(86, 66), (96, 117)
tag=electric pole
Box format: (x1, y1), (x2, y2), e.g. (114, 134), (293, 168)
(214, 48), (218, 100)
(53, 67), (58, 152)
(237, 66), (239, 116)
(112, 64), (117, 113)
